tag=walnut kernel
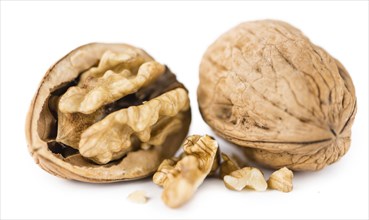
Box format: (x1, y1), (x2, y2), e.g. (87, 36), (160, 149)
(127, 190), (149, 204)
(223, 167), (267, 191)
(26, 43), (191, 182)
(153, 135), (218, 208)
(267, 167), (294, 192)
(220, 153), (241, 178)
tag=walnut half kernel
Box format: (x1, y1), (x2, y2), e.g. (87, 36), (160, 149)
(153, 135), (219, 208)
(79, 87), (189, 165)
(26, 43), (191, 182)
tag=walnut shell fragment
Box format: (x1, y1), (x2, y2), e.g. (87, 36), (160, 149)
(153, 135), (218, 208)
(223, 167), (267, 191)
(26, 43), (191, 182)
(267, 167), (293, 192)
(198, 20), (357, 171)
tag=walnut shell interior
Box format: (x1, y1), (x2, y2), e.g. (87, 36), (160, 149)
(26, 43), (191, 182)
(197, 20), (356, 171)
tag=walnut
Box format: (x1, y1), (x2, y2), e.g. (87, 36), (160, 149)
(26, 43), (191, 182)
(223, 167), (267, 191)
(153, 135), (218, 208)
(267, 167), (294, 192)
(197, 20), (357, 171)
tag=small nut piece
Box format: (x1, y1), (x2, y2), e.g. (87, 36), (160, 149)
(267, 167), (294, 192)
(224, 167), (267, 191)
(26, 43), (191, 182)
(153, 135), (218, 208)
(220, 153), (240, 178)
(209, 148), (221, 176)
(127, 190), (149, 204)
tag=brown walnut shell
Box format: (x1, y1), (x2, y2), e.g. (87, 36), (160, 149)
(198, 20), (356, 171)
(26, 43), (191, 182)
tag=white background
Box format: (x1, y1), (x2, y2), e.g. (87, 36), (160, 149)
(1, 1), (368, 219)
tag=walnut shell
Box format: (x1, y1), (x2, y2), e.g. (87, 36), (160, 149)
(198, 20), (356, 171)
(26, 43), (191, 182)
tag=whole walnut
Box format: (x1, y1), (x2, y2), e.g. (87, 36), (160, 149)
(198, 20), (357, 171)
(26, 43), (191, 182)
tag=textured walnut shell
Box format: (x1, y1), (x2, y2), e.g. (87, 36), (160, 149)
(26, 43), (191, 182)
(198, 20), (356, 171)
